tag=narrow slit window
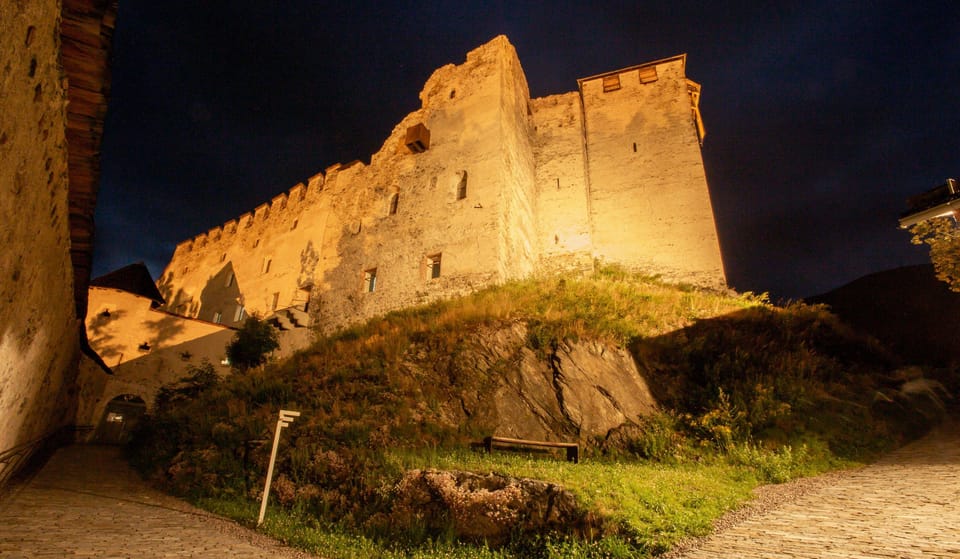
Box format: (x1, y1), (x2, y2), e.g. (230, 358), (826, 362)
(262, 258), (272, 274)
(388, 193), (399, 215)
(364, 268), (378, 292)
(456, 171), (468, 200)
(271, 292), (280, 311)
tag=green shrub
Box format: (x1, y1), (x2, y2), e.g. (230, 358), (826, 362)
(727, 444), (808, 483)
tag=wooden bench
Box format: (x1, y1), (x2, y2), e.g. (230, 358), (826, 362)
(482, 436), (579, 464)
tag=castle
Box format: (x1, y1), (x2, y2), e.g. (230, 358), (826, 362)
(157, 36), (725, 334)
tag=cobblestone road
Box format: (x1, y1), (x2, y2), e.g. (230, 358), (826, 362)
(0, 445), (307, 558)
(674, 420), (960, 559)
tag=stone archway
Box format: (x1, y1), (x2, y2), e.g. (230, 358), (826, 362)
(93, 394), (146, 445)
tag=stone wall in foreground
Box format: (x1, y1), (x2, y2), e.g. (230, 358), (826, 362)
(0, 0), (80, 455)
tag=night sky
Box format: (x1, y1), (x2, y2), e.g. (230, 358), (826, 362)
(94, 1), (960, 300)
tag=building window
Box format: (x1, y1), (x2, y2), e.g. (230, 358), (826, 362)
(364, 268), (378, 292)
(426, 253), (442, 279)
(271, 292), (280, 311)
(388, 193), (399, 215)
(262, 258), (272, 274)
(291, 219), (298, 230)
(213, 311), (223, 324)
(638, 66), (658, 84)
(225, 272), (234, 287)
(456, 171), (468, 200)
(233, 305), (246, 323)
(602, 74), (621, 92)
(220, 253), (226, 262)
(253, 238), (260, 248)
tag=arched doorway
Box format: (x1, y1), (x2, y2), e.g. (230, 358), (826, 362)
(94, 394), (146, 444)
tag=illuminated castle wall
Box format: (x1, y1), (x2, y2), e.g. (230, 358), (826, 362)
(157, 35), (725, 333)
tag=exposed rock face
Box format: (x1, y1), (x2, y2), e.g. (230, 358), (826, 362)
(386, 469), (601, 544)
(408, 322), (658, 444)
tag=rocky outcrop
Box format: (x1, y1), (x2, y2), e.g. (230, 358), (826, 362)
(404, 322), (658, 445)
(384, 469), (602, 544)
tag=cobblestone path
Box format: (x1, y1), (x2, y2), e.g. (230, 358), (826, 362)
(674, 420), (960, 559)
(0, 445), (308, 558)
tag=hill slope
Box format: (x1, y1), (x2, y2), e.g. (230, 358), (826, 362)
(808, 264), (960, 366)
(129, 272), (933, 556)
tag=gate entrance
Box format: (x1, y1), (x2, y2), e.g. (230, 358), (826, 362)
(94, 395), (146, 444)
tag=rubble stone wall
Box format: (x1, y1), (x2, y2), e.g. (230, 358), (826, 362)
(158, 37), (726, 337)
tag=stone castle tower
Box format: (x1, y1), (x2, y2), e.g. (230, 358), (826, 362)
(157, 36), (725, 333)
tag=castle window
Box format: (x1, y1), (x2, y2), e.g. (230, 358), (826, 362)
(449, 89), (456, 99)
(638, 66), (658, 84)
(364, 268), (378, 293)
(271, 292), (280, 311)
(213, 311), (223, 324)
(404, 123), (431, 153)
(456, 171), (468, 200)
(291, 219), (298, 230)
(602, 74), (621, 92)
(388, 193), (399, 215)
(253, 238), (260, 248)
(220, 253), (226, 262)
(262, 258), (272, 274)
(233, 305), (246, 323)
(225, 272), (234, 287)
(426, 253), (442, 279)
(633, 142), (637, 153)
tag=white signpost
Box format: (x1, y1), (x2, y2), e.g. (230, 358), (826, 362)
(258, 409), (300, 526)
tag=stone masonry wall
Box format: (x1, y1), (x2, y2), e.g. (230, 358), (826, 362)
(0, 0), (81, 453)
(580, 57), (725, 286)
(157, 37), (726, 339)
(531, 92), (592, 273)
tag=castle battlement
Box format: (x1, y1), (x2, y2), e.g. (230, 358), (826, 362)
(157, 35), (725, 334)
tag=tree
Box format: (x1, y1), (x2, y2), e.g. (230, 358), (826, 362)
(226, 317), (280, 370)
(909, 216), (960, 292)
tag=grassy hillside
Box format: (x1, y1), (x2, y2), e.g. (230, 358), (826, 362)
(129, 270), (939, 558)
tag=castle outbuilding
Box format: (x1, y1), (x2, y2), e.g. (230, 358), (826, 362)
(157, 36), (725, 334)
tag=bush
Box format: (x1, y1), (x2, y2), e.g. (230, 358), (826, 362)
(227, 317), (280, 370)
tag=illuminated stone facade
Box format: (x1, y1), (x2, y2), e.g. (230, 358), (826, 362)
(0, 0), (116, 462)
(158, 36), (725, 334)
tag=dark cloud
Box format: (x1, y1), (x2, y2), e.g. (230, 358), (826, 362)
(94, 1), (960, 299)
